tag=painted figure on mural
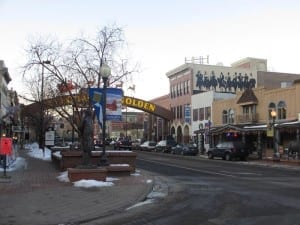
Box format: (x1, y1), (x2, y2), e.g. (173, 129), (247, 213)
(249, 73), (256, 88)
(203, 71), (210, 90)
(210, 71), (218, 90)
(226, 72), (232, 92)
(196, 70), (204, 91)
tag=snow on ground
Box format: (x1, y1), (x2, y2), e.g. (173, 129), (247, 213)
(25, 143), (52, 161)
(56, 171), (119, 188)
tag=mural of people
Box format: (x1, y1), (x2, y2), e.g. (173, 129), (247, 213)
(195, 70), (256, 93)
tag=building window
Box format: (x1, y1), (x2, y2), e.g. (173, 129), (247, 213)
(179, 105), (183, 119)
(222, 110), (228, 124)
(199, 108), (204, 121)
(205, 107), (211, 120)
(277, 101), (286, 120)
(268, 102), (276, 120)
(228, 109), (235, 124)
(172, 107), (176, 118)
(193, 108), (198, 121)
(180, 82), (183, 96)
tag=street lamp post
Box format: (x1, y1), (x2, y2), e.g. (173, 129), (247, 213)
(271, 109), (279, 161)
(98, 63), (111, 166)
(40, 60), (51, 155)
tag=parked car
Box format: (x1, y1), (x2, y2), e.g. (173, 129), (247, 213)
(139, 141), (157, 151)
(131, 139), (142, 150)
(207, 141), (249, 161)
(171, 143), (199, 156)
(114, 137), (132, 150)
(155, 139), (177, 153)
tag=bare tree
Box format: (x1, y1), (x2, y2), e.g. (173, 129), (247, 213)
(22, 25), (138, 148)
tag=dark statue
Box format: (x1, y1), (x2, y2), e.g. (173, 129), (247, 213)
(78, 109), (95, 168)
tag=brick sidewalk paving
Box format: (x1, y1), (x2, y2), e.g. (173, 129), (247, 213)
(0, 149), (153, 225)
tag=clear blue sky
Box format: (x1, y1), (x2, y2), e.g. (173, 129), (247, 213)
(1, 0), (300, 100)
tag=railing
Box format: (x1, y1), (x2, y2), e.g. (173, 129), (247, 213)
(236, 113), (258, 123)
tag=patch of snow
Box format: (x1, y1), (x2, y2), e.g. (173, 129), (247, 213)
(110, 164), (129, 167)
(126, 199), (155, 210)
(106, 177), (119, 182)
(0, 157), (27, 171)
(73, 179), (114, 188)
(56, 171), (119, 188)
(57, 171), (69, 182)
(52, 151), (62, 159)
(25, 143), (51, 161)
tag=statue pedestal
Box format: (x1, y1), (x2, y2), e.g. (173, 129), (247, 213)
(67, 167), (107, 182)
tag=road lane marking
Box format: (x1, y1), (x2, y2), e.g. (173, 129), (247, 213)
(139, 158), (237, 178)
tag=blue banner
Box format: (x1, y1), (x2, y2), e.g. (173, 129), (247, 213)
(184, 105), (191, 124)
(89, 88), (123, 128)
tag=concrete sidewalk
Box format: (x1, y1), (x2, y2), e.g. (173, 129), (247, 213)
(0, 149), (153, 225)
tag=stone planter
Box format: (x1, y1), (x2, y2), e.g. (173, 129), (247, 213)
(67, 167), (107, 182)
(56, 150), (137, 171)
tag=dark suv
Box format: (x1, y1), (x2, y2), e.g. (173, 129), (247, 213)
(114, 137), (132, 150)
(207, 141), (249, 161)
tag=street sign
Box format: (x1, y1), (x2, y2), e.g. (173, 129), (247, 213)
(45, 130), (55, 146)
(12, 126), (22, 132)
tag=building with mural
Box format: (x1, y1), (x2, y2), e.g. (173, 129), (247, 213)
(166, 57), (300, 144)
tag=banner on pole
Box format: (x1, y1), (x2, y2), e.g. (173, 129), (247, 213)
(88, 88), (123, 128)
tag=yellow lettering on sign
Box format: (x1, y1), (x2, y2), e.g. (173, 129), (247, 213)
(122, 97), (156, 112)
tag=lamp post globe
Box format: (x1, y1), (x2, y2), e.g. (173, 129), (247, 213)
(98, 62), (111, 166)
(100, 63), (111, 79)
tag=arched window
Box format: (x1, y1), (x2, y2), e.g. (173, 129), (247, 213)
(222, 110), (228, 124)
(268, 102), (276, 120)
(277, 101), (287, 120)
(228, 109), (235, 124)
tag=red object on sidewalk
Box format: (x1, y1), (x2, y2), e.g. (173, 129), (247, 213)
(0, 137), (12, 155)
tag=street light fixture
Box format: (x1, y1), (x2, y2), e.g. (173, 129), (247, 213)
(98, 62), (111, 166)
(271, 109), (279, 161)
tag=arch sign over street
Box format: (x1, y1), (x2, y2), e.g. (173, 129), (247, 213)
(23, 94), (172, 121)
(122, 96), (172, 120)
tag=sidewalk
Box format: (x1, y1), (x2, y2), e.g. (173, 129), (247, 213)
(0, 148), (153, 225)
